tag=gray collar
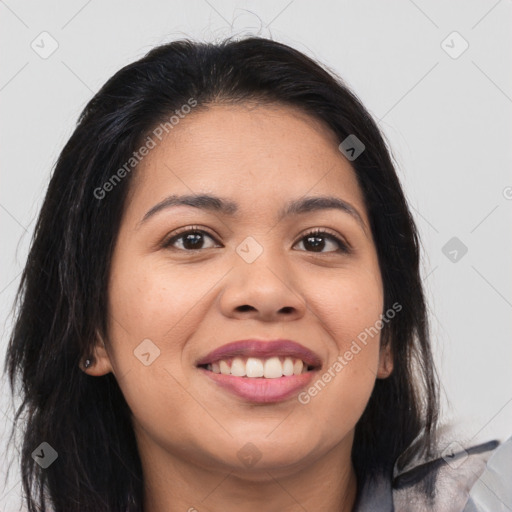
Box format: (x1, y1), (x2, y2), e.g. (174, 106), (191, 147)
(353, 440), (499, 512)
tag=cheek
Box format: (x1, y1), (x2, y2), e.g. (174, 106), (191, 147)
(106, 261), (218, 448)
(108, 257), (213, 346)
(308, 264), (384, 352)
(296, 267), (383, 425)
(106, 255), (232, 392)
(104, 260), (187, 396)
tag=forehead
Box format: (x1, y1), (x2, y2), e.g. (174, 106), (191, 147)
(125, 102), (369, 225)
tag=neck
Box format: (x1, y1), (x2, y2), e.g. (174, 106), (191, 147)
(139, 433), (357, 512)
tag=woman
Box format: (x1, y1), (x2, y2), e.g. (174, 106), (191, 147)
(4, 36), (501, 512)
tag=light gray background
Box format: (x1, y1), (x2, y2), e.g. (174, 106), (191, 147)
(1, 1), (511, 510)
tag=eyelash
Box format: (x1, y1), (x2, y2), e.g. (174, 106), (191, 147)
(162, 225), (351, 254)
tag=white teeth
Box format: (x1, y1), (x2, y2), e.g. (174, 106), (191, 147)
(230, 357), (246, 377)
(293, 359), (304, 375)
(263, 357), (283, 379)
(282, 357), (294, 376)
(246, 357), (264, 378)
(219, 360), (230, 375)
(206, 356), (311, 378)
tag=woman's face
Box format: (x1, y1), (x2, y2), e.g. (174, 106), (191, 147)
(88, 102), (392, 476)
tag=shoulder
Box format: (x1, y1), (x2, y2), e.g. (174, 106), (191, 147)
(355, 436), (510, 512)
(392, 439), (499, 512)
(463, 435), (512, 512)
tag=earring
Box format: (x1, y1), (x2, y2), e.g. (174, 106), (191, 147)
(83, 357), (94, 369)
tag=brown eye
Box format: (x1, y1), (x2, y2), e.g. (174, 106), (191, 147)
(163, 228), (220, 251)
(294, 229), (350, 254)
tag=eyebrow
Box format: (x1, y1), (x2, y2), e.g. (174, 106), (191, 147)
(139, 193), (367, 231)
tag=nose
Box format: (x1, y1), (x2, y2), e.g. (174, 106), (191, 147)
(218, 249), (306, 322)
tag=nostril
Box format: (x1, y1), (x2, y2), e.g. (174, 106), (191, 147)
(236, 305), (254, 312)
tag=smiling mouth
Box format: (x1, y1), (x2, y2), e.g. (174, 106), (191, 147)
(198, 356), (317, 379)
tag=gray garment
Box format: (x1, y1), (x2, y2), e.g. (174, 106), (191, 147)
(354, 439), (511, 512)
(463, 436), (512, 512)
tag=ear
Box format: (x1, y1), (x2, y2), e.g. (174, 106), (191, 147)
(80, 331), (115, 377)
(377, 342), (393, 379)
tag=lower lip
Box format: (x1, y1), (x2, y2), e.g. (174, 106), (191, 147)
(198, 367), (316, 403)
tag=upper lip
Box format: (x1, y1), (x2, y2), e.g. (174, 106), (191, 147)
(195, 339), (322, 369)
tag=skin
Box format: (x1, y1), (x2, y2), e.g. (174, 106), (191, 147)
(84, 102), (393, 512)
